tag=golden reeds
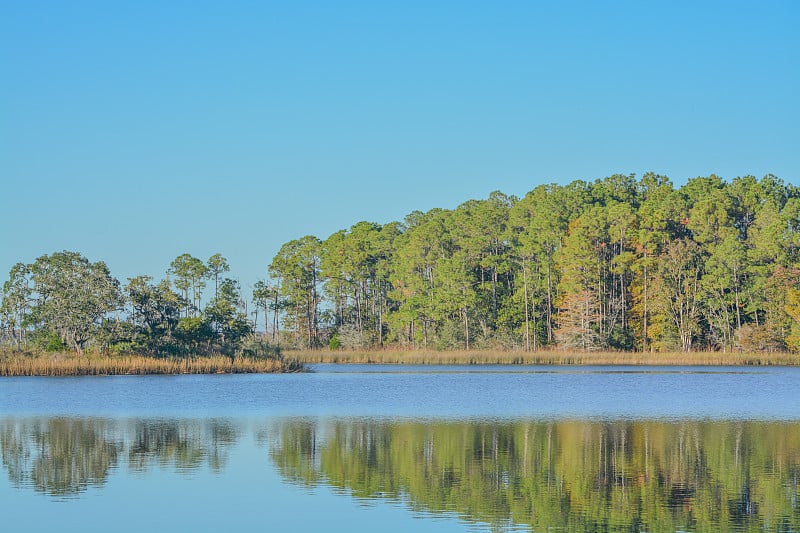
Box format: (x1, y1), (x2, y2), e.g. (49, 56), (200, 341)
(288, 348), (800, 366)
(0, 352), (303, 377)
(4, 349), (797, 376)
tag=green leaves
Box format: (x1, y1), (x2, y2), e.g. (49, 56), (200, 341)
(27, 251), (122, 354)
(0, 262), (32, 350)
(3, 174), (799, 355)
(269, 236), (323, 348)
(169, 253), (208, 317)
(125, 275), (182, 354)
(250, 173), (800, 352)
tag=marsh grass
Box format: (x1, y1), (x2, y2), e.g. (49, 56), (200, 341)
(0, 351), (303, 376)
(289, 348), (800, 366)
(5, 348), (797, 375)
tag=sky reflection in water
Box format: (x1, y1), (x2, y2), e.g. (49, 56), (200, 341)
(2, 416), (800, 532)
(2, 366), (799, 532)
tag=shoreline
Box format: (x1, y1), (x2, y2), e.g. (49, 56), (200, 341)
(289, 349), (800, 367)
(0, 353), (303, 377)
(3, 349), (799, 376)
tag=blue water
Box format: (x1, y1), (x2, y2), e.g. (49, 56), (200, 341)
(1, 364), (798, 419)
(1, 365), (799, 532)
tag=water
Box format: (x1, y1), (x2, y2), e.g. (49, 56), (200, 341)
(1, 365), (799, 532)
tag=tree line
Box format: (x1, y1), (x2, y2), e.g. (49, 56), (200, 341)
(268, 173), (800, 352)
(0, 251), (268, 358)
(3, 173), (800, 355)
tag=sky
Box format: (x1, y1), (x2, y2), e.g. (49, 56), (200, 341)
(2, 0), (799, 292)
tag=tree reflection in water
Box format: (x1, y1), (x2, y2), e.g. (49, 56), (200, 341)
(127, 419), (239, 473)
(1, 418), (120, 497)
(0, 417), (238, 497)
(3, 416), (800, 531)
(269, 419), (800, 532)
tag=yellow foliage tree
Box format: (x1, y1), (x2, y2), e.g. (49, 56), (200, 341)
(785, 288), (800, 351)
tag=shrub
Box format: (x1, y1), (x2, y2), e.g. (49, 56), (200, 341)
(328, 334), (342, 350)
(238, 336), (282, 360)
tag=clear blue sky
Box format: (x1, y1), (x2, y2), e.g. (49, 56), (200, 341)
(2, 0), (798, 291)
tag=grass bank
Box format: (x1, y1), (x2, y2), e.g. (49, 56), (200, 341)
(0, 352), (303, 376)
(289, 349), (800, 366)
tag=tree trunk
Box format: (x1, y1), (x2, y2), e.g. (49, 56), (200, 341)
(522, 259), (530, 352)
(492, 269), (498, 321)
(356, 284), (362, 334)
(15, 317), (22, 351)
(643, 257), (648, 352)
(263, 303), (268, 339)
(272, 289), (279, 342)
(378, 286), (384, 347)
(734, 266), (742, 333)
(546, 257), (553, 342)
(463, 306), (470, 350)
(310, 261), (319, 347)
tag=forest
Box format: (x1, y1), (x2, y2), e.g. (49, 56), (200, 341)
(3, 173), (800, 355)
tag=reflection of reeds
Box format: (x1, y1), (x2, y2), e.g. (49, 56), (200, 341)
(288, 349), (800, 366)
(0, 353), (303, 376)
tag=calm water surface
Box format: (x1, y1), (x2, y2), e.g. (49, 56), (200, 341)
(1, 365), (799, 532)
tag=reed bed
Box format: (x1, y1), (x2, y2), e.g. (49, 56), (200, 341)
(0, 353), (303, 377)
(288, 348), (800, 366)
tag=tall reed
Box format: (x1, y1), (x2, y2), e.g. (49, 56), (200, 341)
(288, 348), (800, 366)
(0, 352), (303, 376)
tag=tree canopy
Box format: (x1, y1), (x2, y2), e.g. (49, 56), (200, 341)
(1, 252), (263, 358)
(3, 173), (800, 354)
